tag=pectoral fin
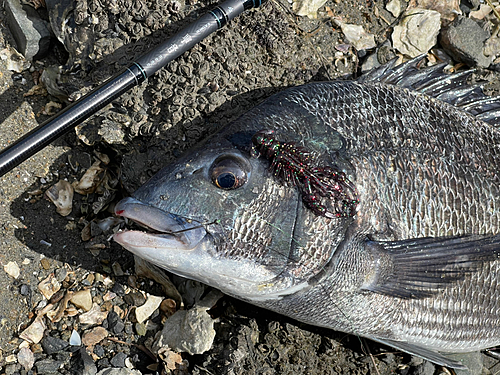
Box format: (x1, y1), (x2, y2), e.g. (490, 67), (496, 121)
(370, 337), (467, 369)
(362, 234), (500, 298)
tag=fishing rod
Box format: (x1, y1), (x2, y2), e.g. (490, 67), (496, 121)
(0, 0), (266, 177)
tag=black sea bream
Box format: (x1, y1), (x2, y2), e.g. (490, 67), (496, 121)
(114, 57), (500, 369)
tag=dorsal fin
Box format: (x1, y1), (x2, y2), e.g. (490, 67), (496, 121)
(359, 55), (500, 127)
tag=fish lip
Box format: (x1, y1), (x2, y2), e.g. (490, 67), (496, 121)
(113, 197), (207, 249)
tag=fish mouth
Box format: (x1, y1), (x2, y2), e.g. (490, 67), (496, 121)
(113, 197), (207, 251)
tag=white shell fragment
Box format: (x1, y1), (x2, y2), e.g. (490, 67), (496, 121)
(4, 261), (20, 279)
(38, 273), (61, 300)
(135, 294), (164, 324)
(392, 8), (441, 57)
(19, 315), (45, 344)
(73, 161), (104, 195)
(17, 347), (35, 371)
(69, 329), (82, 346)
(45, 180), (74, 216)
(292, 0), (327, 18)
(79, 304), (108, 325)
(334, 20), (377, 51)
(0, 47), (30, 73)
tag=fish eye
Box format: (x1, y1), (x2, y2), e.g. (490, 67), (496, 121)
(210, 155), (249, 190)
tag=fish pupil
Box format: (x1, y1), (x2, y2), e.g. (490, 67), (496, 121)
(216, 172), (236, 189)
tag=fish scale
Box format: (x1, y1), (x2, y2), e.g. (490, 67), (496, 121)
(114, 56), (500, 369)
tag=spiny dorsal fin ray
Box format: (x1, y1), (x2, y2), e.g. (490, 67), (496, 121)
(359, 55), (500, 127)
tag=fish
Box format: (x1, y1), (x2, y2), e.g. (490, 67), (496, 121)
(113, 55), (500, 370)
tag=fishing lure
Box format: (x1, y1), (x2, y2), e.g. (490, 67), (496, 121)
(251, 130), (359, 218)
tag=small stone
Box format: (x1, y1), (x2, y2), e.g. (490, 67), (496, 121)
(103, 291), (116, 301)
(112, 320), (125, 335)
(35, 358), (63, 374)
(440, 16), (492, 67)
(20, 284), (31, 296)
(82, 327), (109, 347)
(17, 347), (34, 371)
(38, 273), (61, 300)
(71, 289), (93, 311)
(97, 358), (111, 368)
(94, 345), (105, 358)
(4, 261), (20, 278)
(107, 310), (120, 327)
(110, 352), (127, 368)
(111, 283), (125, 296)
(135, 322), (147, 336)
(40, 258), (50, 269)
(5, 354), (17, 363)
(292, 0), (326, 18)
(19, 315), (45, 344)
(79, 304), (108, 325)
(124, 291), (146, 307)
(335, 21), (376, 51)
(124, 322), (134, 335)
(70, 329), (82, 346)
(112, 262), (124, 276)
(160, 299), (177, 318)
(135, 295), (163, 324)
(55, 267), (68, 282)
(41, 335), (69, 354)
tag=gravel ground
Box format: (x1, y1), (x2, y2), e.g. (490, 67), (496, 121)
(1, 0), (500, 374)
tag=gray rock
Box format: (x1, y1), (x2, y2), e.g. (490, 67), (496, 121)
(4, 0), (50, 60)
(440, 16), (492, 67)
(448, 351), (484, 375)
(153, 291), (221, 355)
(109, 352), (127, 368)
(80, 347), (98, 375)
(361, 53), (380, 73)
(123, 291), (146, 307)
(41, 335), (69, 355)
(35, 358), (63, 374)
(111, 320), (125, 335)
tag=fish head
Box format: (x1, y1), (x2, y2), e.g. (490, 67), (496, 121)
(113, 134), (325, 301)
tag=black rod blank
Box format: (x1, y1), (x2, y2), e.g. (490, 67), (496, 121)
(0, 0), (265, 177)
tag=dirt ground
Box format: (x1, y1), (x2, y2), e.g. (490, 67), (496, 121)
(1, 0), (500, 374)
